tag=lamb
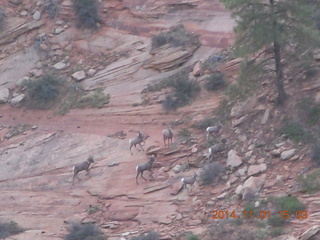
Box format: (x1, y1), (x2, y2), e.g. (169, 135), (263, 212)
(162, 126), (173, 147)
(181, 172), (198, 190)
(136, 154), (157, 185)
(72, 156), (94, 185)
(129, 131), (149, 155)
(206, 122), (223, 139)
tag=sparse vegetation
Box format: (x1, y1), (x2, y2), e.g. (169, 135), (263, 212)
(178, 128), (191, 139)
(58, 86), (110, 115)
(131, 231), (159, 240)
(266, 196), (306, 227)
(0, 220), (24, 239)
(43, 0), (59, 19)
(76, 88), (110, 109)
(6, 124), (31, 139)
(225, 62), (259, 102)
(311, 143), (320, 166)
(64, 222), (106, 240)
(151, 24), (200, 50)
(207, 223), (255, 240)
(162, 69), (201, 111)
(87, 205), (99, 215)
(297, 168), (320, 193)
(278, 119), (312, 143)
(297, 98), (320, 126)
(199, 162), (224, 185)
(25, 74), (64, 109)
(0, 9), (4, 30)
(191, 117), (217, 130)
(205, 73), (227, 91)
(72, 0), (101, 29)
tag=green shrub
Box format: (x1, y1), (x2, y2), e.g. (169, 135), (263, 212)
(205, 73), (227, 91)
(267, 214), (285, 227)
(72, 0), (101, 29)
(199, 162), (225, 185)
(278, 120), (311, 143)
(311, 143), (320, 166)
(276, 196), (306, 214)
(76, 89), (110, 109)
(269, 227), (284, 237)
(297, 168), (320, 193)
(44, 0), (59, 19)
(25, 74), (64, 109)
(185, 234), (200, 240)
(131, 231), (159, 240)
(162, 69), (200, 111)
(0, 9), (4, 30)
(151, 24), (200, 50)
(191, 118), (217, 130)
(64, 223), (106, 240)
(0, 221), (24, 239)
(297, 98), (320, 126)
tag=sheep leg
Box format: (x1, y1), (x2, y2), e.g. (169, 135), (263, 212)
(136, 172), (140, 185)
(130, 144), (134, 155)
(140, 171), (147, 181)
(86, 169), (91, 176)
(138, 143), (144, 151)
(163, 136), (167, 147)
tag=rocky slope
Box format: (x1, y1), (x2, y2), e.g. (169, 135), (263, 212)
(0, 0), (320, 240)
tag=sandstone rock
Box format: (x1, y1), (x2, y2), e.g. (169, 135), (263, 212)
(54, 28), (64, 34)
(232, 115), (247, 128)
(261, 108), (270, 124)
(33, 11), (41, 20)
(170, 181), (183, 195)
(10, 94), (25, 107)
(237, 166), (247, 176)
(20, 10), (28, 16)
(0, 87), (10, 103)
(271, 149), (281, 157)
(235, 185), (243, 195)
(280, 149), (295, 160)
(247, 164), (267, 176)
(53, 61), (67, 70)
(29, 68), (43, 77)
(173, 165), (181, 173)
(72, 71), (86, 81)
(101, 221), (120, 229)
(192, 60), (203, 77)
(188, 154), (203, 168)
(16, 77), (30, 87)
(87, 68), (97, 77)
(299, 225), (319, 240)
(9, 0), (23, 5)
(109, 208), (139, 221)
(227, 150), (242, 168)
(277, 235), (297, 240)
(217, 192), (228, 199)
(230, 95), (258, 118)
(240, 175), (266, 200)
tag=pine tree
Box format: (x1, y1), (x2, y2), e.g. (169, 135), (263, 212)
(220, 0), (320, 104)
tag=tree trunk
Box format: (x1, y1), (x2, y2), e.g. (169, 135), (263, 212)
(273, 41), (287, 104)
(270, 0), (287, 105)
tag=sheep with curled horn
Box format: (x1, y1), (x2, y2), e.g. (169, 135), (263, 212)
(72, 156), (94, 185)
(206, 121), (223, 139)
(162, 126), (173, 147)
(129, 131), (149, 155)
(135, 153), (157, 185)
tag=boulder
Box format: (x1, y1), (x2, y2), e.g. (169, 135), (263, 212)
(72, 71), (86, 81)
(227, 150), (242, 168)
(33, 11), (41, 21)
(9, 0), (23, 5)
(0, 87), (10, 103)
(10, 94), (25, 107)
(300, 225), (319, 240)
(53, 61), (67, 70)
(280, 149), (295, 160)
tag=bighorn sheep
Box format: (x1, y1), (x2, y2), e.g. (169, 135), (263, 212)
(72, 156), (94, 185)
(208, 138), (227, 160)
(136, 154), (157, 185)
(206, 122), (222, 139)
(181, 172), (198, 190)
(129, 131), (149, 155)
(162, 126), (173, 147)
